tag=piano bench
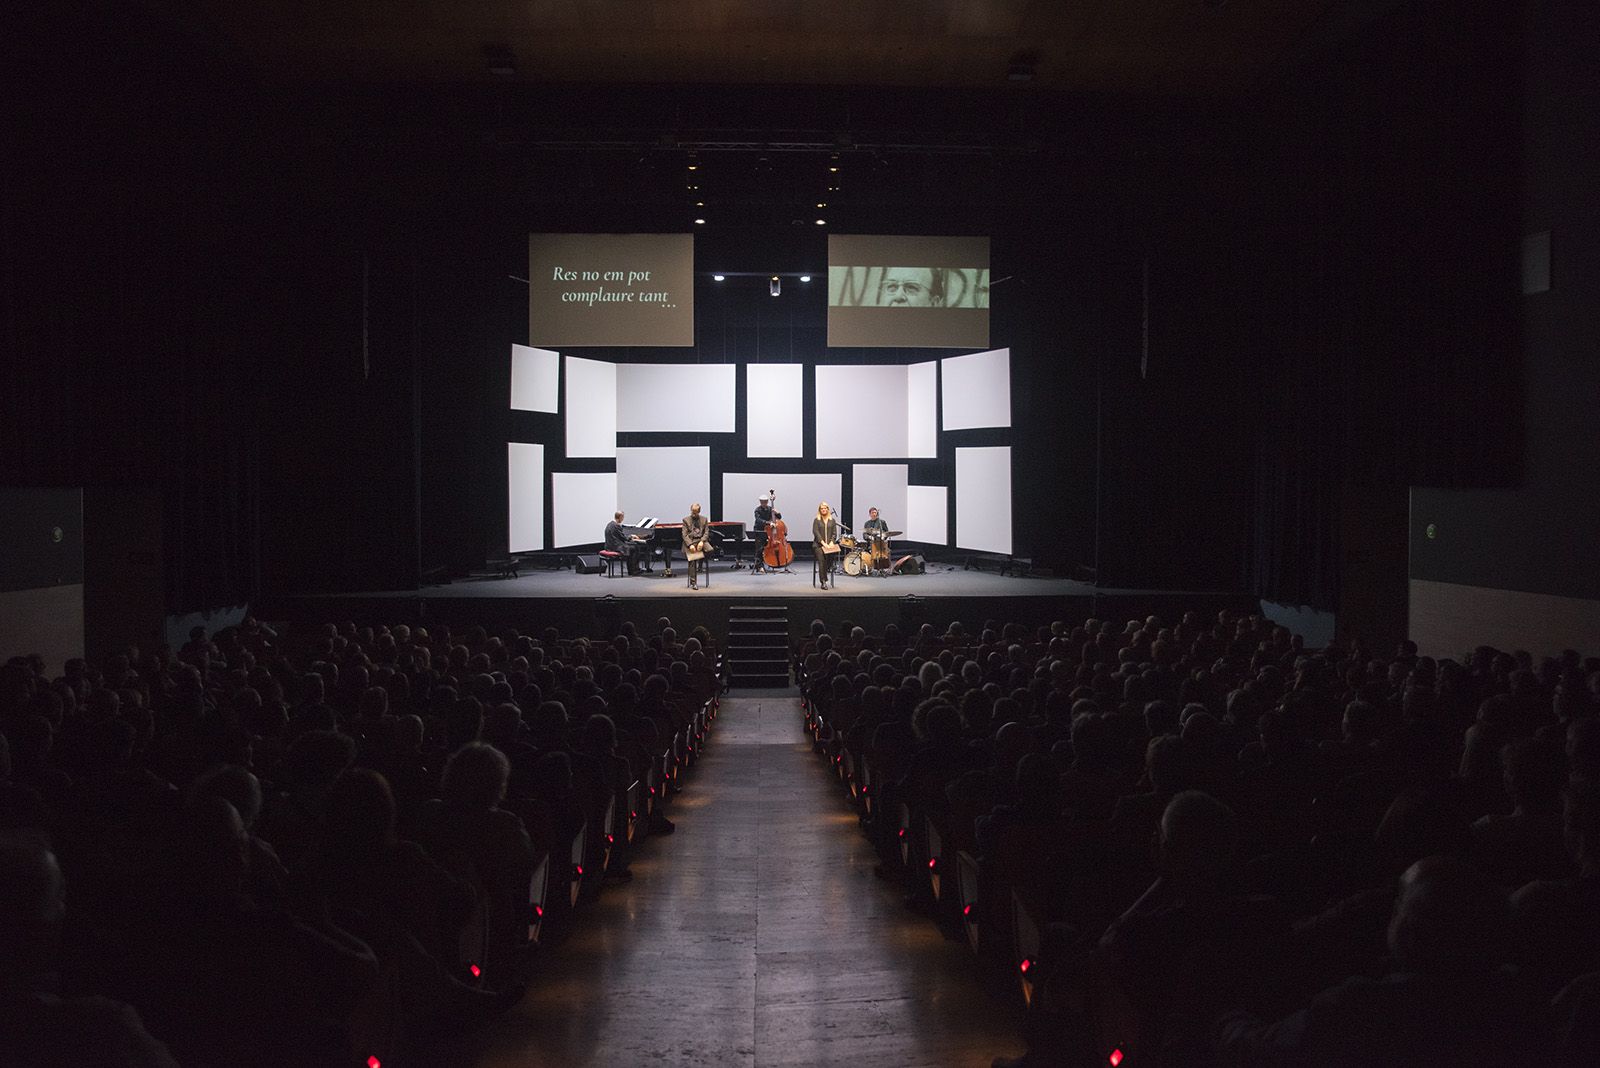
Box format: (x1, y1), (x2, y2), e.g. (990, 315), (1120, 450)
(597, 550), (626, 578)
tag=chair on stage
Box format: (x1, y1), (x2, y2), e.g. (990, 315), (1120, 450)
(598, 549), (626, 578)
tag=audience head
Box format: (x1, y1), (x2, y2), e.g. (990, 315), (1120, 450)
(441, 742), (511, 809)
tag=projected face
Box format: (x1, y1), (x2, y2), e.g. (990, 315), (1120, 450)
(881, 267), (941, 307)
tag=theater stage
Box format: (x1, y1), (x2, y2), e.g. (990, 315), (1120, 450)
(258, 560), (1258, 647)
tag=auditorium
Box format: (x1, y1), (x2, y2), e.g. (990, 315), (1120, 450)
(4, 2), (1599, 1065)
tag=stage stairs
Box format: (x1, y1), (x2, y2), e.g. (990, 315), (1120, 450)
(726, 604), (791, 688)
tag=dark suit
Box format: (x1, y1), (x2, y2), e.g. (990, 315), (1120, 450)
(604, 520), (647, 574)
(753, 503), (774, 569)
(812, 515), (839, 585)
(681, 513), (711, 586)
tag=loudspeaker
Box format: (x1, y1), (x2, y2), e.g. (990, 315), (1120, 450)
(575, 554), (604, 575)
(892, 554), (926, 575)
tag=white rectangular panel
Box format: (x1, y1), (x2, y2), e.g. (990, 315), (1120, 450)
(851, 464), (908, 538)
(551, 471), (618, 548)
(746, 364), (804, 457)
(616, 363), (736, 433)
(905, 485), (948, 545)
(941, 348), (1012, 430)
(617, 447), (710, 528)
(907, 360), (938, 457)
(815, 364), (908, 458)
(721, 473), (842, 527)
(565, 356), (617, 458)
(510, 344), (559, 413)
(507, 443), (545, 552)
(955, 446), (1012, 554)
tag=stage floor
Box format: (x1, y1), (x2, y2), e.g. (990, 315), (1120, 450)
(399, 561), (1081, 600)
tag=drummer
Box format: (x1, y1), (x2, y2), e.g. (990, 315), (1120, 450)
(863, 507), (889, 544)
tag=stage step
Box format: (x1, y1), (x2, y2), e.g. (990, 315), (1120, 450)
(727, 604), (790, 688)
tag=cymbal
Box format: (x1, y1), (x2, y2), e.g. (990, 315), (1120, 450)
(884, 530), (904, 538)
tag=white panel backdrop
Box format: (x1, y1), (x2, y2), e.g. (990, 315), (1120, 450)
(746, 364), (804, 457)
(507, 443), (545, 552)
(941, 348), (1012, 430)
(815, 365), (909, 458)
(907, 360), (938, 457)
(955, 446), (1012, 554)
(564, 356), (617, 457)
(510, 344), (560, 413)
(551, 471), (618, 548)
(905, 485), (948, 545)
(616, 446), (710, 526)
(617, 363), (736, 433)
(850, 464), (908, 537)
(721, 473), (842, 527)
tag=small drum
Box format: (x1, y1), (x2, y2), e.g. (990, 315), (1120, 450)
(838, 536), (858, 551)
(841, 550), (865, 576)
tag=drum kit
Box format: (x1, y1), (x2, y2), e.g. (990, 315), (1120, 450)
(838, 529), (903, 577)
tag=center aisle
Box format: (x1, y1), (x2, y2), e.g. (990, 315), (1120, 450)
(450, 695), (1020, 1068)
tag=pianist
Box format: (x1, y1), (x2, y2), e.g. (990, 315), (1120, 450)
(604, 511), (651, 575)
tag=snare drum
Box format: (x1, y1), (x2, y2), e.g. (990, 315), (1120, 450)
(838, 536), (859, 551)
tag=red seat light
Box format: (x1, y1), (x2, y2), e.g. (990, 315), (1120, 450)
(1109, 1050), (1123, 1067)
(469, 963), (481, 978)
(927, 858), (937, 871)
(1020, 958), (1033, 974)
(368, 1058), (381, 1068)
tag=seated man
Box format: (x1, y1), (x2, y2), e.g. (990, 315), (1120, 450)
(603, 511), (649, 575)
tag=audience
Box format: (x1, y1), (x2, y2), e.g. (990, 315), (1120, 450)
(795, 610), (1600, 1066)
(0, 614), (719, 1063)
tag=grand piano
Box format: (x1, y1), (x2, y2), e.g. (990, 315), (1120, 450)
(621, 518), (748, 575)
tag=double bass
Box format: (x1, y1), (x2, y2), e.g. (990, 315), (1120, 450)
(762, 489), (794, 569)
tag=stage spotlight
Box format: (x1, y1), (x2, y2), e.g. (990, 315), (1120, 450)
(713, 274), (725, 281)
(769, 277), (781, 297)
(800, 275), (811, 282)
(694, 218), (705, 225)
(815, 219), (826, 226)
(816, 202), (826, 208)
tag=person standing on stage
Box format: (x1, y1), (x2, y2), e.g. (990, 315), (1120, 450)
(681, 503), (711, 590)
(812, 501), (840, 590)
(752, 495), (773, 573)
(604, 511), (649, 575)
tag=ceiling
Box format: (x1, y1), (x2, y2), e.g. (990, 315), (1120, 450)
(160, 0), (1347, 96)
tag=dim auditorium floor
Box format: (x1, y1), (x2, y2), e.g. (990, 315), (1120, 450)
(443, 695), (1020, 1068)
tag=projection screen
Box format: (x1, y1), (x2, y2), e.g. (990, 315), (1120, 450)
(955, 446), (1012, 555)
(616, 364), (736, 433)
(565, 356), (617, 458)
(507, 443), (545, 553)
(746, 364), (804, 458)
(941, 348), (1011, 430)
(510, 344), (559, 413)
(616, 447), (711, 526)
(529, 233), (694, 348)
(721, 473), (841, 526)
(905, 485), (949, 545)
(851, 464), (908, 538)
(828, 235), (990, 348)
(814, 363), (937, 459)
(552, 471), (617, 548)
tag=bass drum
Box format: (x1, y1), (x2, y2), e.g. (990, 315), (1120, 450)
(841, 550), (865, 577)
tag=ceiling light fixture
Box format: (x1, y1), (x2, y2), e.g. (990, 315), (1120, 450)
(769, 277), (781, 297)
(713, 274), (725, 281)
(800, 275), (811, 283)
(694, 218), (706, 225)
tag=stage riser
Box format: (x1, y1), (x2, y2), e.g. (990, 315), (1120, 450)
(256, 591), (1258, 646)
